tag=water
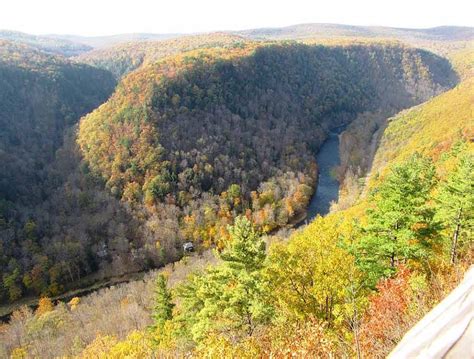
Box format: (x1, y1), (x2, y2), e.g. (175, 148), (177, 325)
(306, 131), (341, 219)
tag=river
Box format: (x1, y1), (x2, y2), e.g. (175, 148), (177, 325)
(305, 130), (342, 220)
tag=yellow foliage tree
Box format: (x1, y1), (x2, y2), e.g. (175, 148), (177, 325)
(68, 297), (81, 311)
(35, 297), (53, 317)
(265, 215), (365, 326)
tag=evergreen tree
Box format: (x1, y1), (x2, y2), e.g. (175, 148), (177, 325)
(358, 154), (438, 283)
(176, 216), (273, 341)
(436, 154), (474, 264)
(219, 215), (266, 272)
(151, 274), (174, 330)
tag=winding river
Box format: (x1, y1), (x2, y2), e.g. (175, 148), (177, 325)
(306, 130), (342, 220)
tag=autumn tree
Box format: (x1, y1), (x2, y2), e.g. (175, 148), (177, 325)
(265, 215), (365, 327)
(35, 297), (54, 317)
(359, 266), (412, 358)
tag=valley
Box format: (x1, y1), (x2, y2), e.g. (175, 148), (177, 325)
(0, 121), (345, 323)
(0, 22), (472, 358)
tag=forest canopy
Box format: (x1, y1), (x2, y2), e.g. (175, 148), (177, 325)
(0, 39), (460, 311)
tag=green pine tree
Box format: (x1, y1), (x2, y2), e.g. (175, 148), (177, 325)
(219, 215), (266, 272)
(436, 154), (474, 264)
(176, 216), (273, 341)
(151, 274), (174, 330)
(358, 154), (438, 283)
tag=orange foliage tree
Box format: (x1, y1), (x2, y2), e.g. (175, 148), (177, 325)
(359, 266), (412, 358)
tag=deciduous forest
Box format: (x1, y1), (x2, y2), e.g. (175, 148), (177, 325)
(0, 23), (472, 358)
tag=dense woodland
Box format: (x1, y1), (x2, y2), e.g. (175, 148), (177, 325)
(76, 42), (455, 292)
(0, 38), (459, 307)
(0, 41), (119, 303)
(0, 26), (472, 358)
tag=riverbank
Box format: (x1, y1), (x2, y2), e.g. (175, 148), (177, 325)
(0, 270), (149, 322)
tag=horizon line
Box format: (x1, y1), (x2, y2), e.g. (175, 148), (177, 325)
(1, 22), (473, 39)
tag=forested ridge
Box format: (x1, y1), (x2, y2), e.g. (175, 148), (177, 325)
(78, 42), (455, 270)
(0, 41), (116, 205)
(0, 41), (119, 304)
(238, 24), (474, 42)
(0, 29), (472, 358)
(0, 32), (92, 57)
(75, 33), (251, 79)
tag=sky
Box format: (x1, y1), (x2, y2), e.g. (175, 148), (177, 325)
(1, 0), (473, 36)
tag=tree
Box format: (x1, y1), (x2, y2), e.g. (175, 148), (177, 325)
(176, 216), (273, 341)
(35, 297), (54, 316)
(265, 215), (365, 327)
(151, 274), (174, 330)
(3, 267), (22, 302)
(436, 154), (474, 264)
(359, 266), (412, 358)
(358, 154), (438, 283)
(220, 215), (266, 272)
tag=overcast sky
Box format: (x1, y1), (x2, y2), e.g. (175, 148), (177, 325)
(2, 0), (473, 36)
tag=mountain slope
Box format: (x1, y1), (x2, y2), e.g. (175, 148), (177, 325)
(0, 40), (116, 205)
(370, 62), (473, 184)
(0, 39), (470, 359)
(0, 41), (120, 304)
(79, 42), (456, 242)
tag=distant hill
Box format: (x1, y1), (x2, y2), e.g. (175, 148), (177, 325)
(0, 30), (92, 57)
(46, 32), (182, 49)
(71, 24), (473, 79)
(0, 30), (184, 57)
(237, 24), (474, 42)
(2, 24), (472, 61)
(74, 33), (251, 78)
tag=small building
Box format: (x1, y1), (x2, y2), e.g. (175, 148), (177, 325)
(183, 242), (194, 253)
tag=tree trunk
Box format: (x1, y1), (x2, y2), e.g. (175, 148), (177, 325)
(354, 312), (362, 359)
(450, 208), (462, 265)
(66, 264), (74, 282)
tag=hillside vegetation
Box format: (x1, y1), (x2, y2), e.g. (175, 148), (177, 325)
(0, 31), (471, 359)
(0, 41), (116, 205)
(0, 41), (118, 304)
(79, 42), (455, 254)
(69, 46), (471, 359)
